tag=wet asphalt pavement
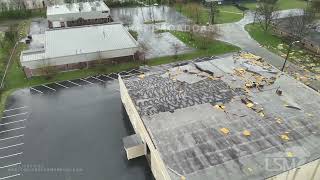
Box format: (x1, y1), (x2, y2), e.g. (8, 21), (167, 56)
(0, 72), (153, 180)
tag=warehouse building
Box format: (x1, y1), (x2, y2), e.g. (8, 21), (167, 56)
(120, 53), (320, 180)
(47, 1), (112, 28)
(21, 23), (139, 77)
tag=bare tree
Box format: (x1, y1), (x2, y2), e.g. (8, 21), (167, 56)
(255, 0), (279, 32)
(173, 43), (180, 60)
(279, 7), (316, 71)
(287, 8), (316, 42)
(38, 60), (57, 79)
(209, 1), (219, 24)
(198, 25), (219, 49)
(312, 0), (320, 13)
(187, 3), (201, 24)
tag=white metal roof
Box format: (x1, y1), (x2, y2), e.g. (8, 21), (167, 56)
(47, 1), (109, 16)
(45, 23), (138, 58)
(21, 23), (138, 62)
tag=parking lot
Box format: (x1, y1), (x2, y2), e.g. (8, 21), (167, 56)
(0, 69), (153, 180)
(30, 69), (143, 95)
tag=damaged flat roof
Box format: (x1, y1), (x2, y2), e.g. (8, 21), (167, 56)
(122, 53), (320, 180)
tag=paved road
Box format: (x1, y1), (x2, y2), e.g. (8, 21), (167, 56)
(0, 72), (153, 180)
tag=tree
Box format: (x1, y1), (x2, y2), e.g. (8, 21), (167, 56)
(198, 25), (219, 49)
(209, 1), (219, 24)
(279, 6), (316, 71)
(187, 3), (201, 24)
(4, 25), (18, 44)
(173, 43), (180, 60)
(255, 0), (279, 31)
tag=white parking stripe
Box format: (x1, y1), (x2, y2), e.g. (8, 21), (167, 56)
(55, 82), (68, 88)
(0, 135), (24, 142)
(0, 119), (26, 126)
(2, 112), (28, 119)
(91, 76), (105, 82)
(0, 174), (21, 180)
(106, 75), (116, 80)
(0, 152), (23, 159)
(42, 85), (56, 91)
(0, 143), (24, 150)
(0, 127), (25, 134)
(0, 163), (21, 169)
(68, 80), (80, 86)
(100, 74), (109, 78)
(80, 78), (93, 84)
(4, 107), (27, 112)
(30, 87), (43, 94)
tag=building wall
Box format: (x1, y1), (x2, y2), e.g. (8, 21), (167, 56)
(21, 47), (138, 70)
(119, 77), (173, 180)
(267, 159), (320, 180)
(23, 55), (133, 78)
(125, 144), (145, 160)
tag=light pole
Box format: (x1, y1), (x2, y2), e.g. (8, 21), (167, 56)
(281, 40), (300, 72)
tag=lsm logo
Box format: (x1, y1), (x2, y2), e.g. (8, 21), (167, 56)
(265, 146), (311, 172)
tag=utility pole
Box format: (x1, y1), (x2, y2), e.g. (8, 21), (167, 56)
(281, 41), (300, 72)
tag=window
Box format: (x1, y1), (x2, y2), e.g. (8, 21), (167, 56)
(102, 11), (108, 13)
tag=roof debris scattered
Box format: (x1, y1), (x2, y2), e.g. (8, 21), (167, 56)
(122, 52), (320, 180)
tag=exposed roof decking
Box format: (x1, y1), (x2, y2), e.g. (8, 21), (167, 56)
(122, 53), (320, 180)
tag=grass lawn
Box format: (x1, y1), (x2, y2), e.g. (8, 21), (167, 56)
(175, 3), (243, 24)
(245, 23), (320, 73)
(241, 0), (307, 10)
(149, 31), (240, 65)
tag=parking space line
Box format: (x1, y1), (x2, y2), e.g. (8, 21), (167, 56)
(100, 74), (109, 78)
(0, 174), (21, 180)
(0, 119), (27, 126)
(68, 80), (81, 86)
(80, 78), (93, 84)
(0, 143), (24, 150)
(42, 85), (56, 91)
(0, 135), (24, 142)
(106, 75), (116, 80)
(2, 112), (28, 119)
(0, 152), (23, 159)
(91, 76), (105, 82)
(4, 107), (27, 112)
(0, 163), (21, 169)
(30, 87), (43, 94)
(55, 82), (68, 88)
(0, 127), (25, 134)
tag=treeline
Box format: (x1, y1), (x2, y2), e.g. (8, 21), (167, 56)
(0, 2), (45, 20)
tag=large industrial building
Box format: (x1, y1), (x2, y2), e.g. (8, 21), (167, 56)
(120, 53), (320, 180)
(21, 23), (139, 77)
(47, 1), (112, 28)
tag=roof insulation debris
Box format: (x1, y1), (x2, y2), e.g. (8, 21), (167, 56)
(121, 52), (320, 180)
